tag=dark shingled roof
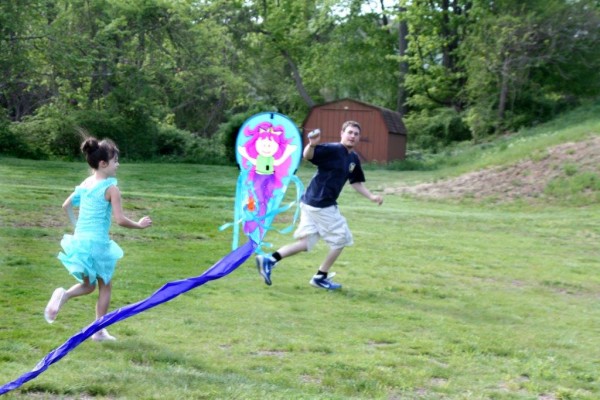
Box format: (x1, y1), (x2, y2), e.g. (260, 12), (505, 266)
(376, 106), (407, 135)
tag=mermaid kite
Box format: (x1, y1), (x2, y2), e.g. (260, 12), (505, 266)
(236, 118), (300, 243)
(0, 112), (304, 395)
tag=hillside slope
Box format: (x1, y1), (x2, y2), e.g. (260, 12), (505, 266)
(386, 135), (600, 202)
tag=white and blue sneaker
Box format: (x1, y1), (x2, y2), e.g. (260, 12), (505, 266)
(256, 255), (276, 286)
(309, 272), (342, 290)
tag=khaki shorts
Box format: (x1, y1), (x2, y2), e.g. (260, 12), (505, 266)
(293, 203), (353, 250)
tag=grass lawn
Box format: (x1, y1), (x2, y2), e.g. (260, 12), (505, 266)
(1, 154), (599, 399)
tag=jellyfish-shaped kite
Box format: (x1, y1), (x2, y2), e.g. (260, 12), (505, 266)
(225, 112), (304, 250)
(0, 112), (304, 396)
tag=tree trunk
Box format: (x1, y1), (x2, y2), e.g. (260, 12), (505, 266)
(281, 49), (315, 108)
(497, 59), (510, 128)
(397, 7), (409, 116)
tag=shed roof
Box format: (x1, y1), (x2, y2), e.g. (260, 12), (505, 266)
(313, 98), (407, 135)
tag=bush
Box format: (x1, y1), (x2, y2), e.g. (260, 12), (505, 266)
(73, 109), (158, 160)
(405, 107), (472, 151)
(156, 124), (191, 157)
(2, 104), (79, 159)
(184, 136), (227, 165)
(0, 112), (33, 157)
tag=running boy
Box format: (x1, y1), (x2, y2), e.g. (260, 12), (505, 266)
(256, 120), (383, 290)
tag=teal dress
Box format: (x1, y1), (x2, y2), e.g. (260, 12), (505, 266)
(58, 177), (123, 285)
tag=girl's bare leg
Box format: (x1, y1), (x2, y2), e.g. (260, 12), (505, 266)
(92, 279), (116, 341)
(45, 277), (95, 323)
(95, 278), (111, 319)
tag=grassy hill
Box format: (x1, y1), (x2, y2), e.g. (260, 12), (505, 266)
(1, 104), (599, 399)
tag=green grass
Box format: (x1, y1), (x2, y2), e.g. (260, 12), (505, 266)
(1, 110), (600, 398)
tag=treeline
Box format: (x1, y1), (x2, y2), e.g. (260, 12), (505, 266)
(1, 0), (600, 162)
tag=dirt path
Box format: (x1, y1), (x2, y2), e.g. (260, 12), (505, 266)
(384, 136), (600, 202)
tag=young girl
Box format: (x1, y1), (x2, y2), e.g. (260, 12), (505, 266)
(44, 137), (152, 341)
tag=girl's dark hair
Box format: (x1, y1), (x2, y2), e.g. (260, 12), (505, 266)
(81, 137), (119, 169)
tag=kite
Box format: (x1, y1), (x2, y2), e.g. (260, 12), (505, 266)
(0, 112), (304, 396)
(221, 111), (304, 250)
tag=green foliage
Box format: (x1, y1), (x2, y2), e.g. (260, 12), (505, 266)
(0, 112), (27, 157)
(1, 0), (600, 160)
(3, 104), (80, 160)
(155, 124), (191, 158)
(306, 9), (398, 108)
(378, 153), (438, 171)
(72, 107), (159, 161)
(184, 136), (227, 165)
(214, 111), (255, 164)
(404, 107), (471, 151)
(382, 100), (600, 183)
(461, 1), (600, 135)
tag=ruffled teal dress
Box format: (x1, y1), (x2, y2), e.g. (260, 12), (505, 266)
(58, 177), (123, 285)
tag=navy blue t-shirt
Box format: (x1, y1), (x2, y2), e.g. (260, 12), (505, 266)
(302, 143), (366, 208)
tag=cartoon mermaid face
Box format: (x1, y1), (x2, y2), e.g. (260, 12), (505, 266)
(238, 122), (297, 175)
(255, 134), (279, 157)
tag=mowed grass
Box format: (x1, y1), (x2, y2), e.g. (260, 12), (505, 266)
(1, 154), (599, 399)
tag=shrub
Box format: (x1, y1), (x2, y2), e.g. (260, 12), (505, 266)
(73, 109), (158, 160)
(2, 104), (79, 159)
(184, 136), (227, 165)
(0, 112), (33, 158)
(155, 124), (191, 157)
(405, 108), (472, 151)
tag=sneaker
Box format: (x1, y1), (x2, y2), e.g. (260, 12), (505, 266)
(310, 273), (342, 290)
(44, 288), (67, 323)
(256, 255), (275, 286)
(91, 329), (116, 342)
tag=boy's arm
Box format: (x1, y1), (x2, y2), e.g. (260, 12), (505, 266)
(351, 182), (383, 205)
(303, 130), (321, 160)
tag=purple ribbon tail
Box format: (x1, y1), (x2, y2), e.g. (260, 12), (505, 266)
(0, 240), (256, 396)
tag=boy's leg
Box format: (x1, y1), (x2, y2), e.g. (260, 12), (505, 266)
(309, 247), (344, 290)
(318, 247), (344, 274)
(256, 238), (309, 286)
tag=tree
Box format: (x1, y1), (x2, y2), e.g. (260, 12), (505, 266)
(462, 0), (600, 137)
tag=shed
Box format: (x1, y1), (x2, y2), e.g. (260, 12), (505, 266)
(302, 98), (407, 162)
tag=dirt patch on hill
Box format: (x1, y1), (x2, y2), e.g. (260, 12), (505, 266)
(384, 135), (600, 202)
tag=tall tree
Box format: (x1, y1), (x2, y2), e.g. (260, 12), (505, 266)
(462, 0), (600, 136)
(401, 0), (472, 111)
(0, 0), (50, 121)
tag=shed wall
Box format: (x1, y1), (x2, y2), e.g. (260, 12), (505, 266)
(303, 99), (406, 162)
(387, 133), (407, 161)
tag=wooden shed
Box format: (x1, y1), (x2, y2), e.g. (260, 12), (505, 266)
(302, 98), (407, 162)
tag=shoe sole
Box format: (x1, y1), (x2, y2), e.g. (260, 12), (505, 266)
(256, 257), (272, 286)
